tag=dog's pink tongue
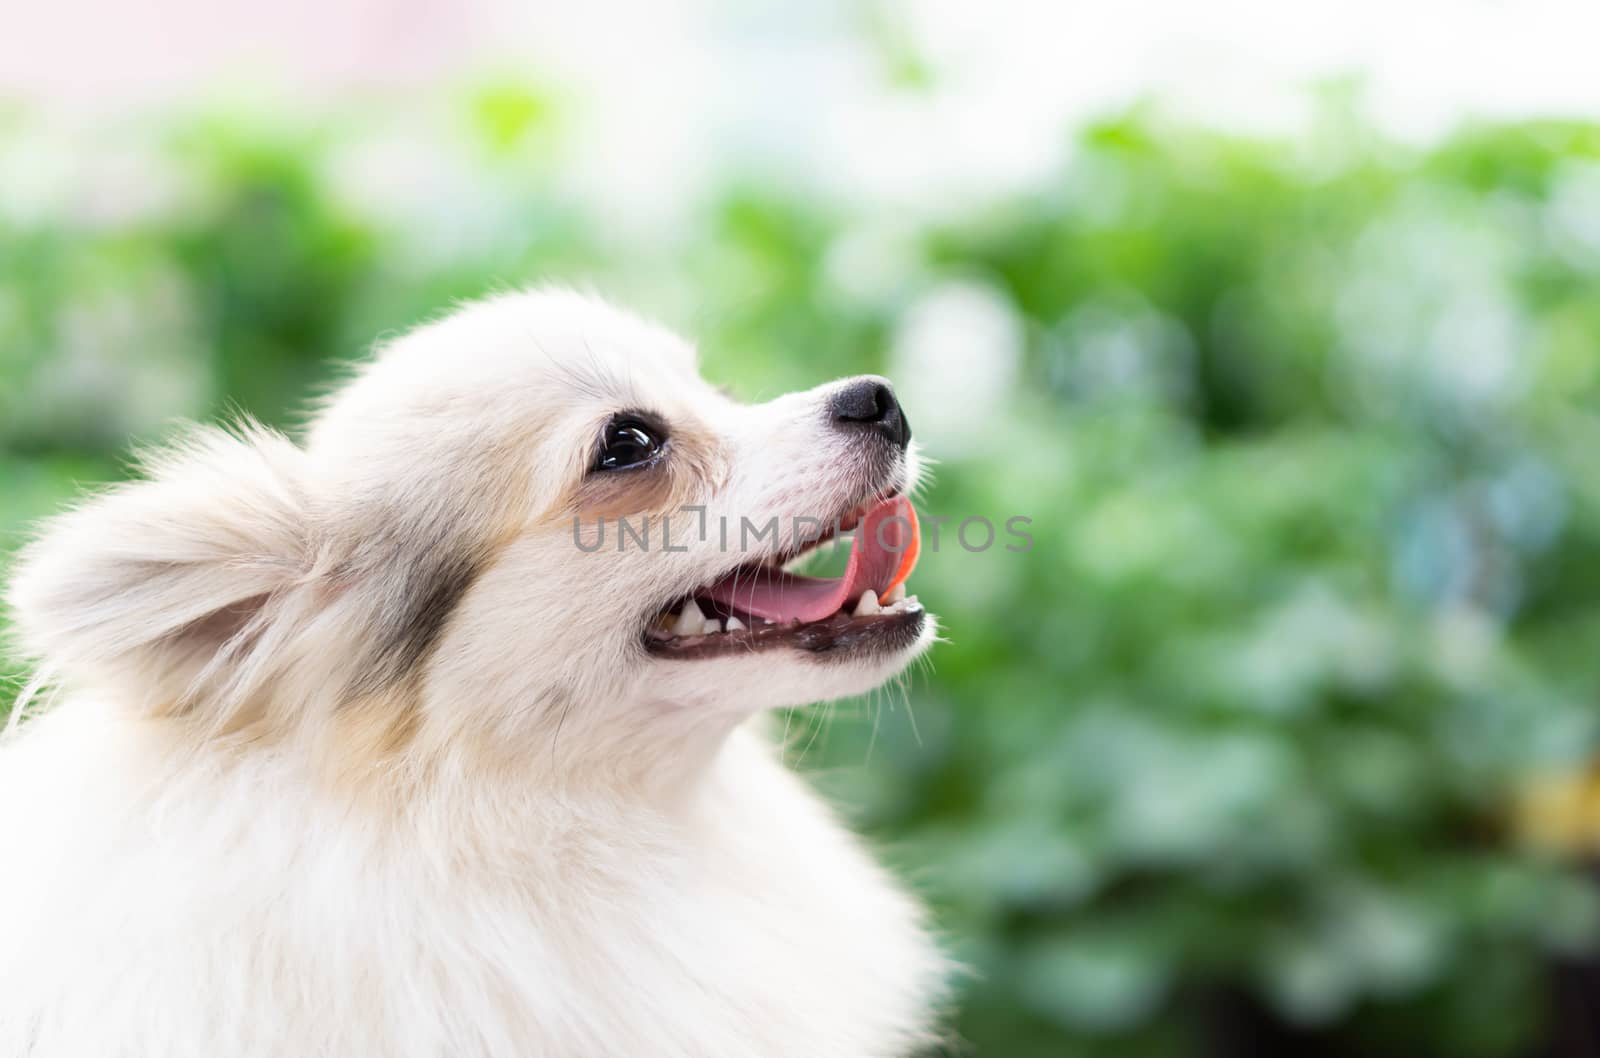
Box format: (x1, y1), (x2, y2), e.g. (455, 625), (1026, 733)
(704, 496), (915, 624)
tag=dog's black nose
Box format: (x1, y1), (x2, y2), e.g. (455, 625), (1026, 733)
(830, 377), (911, 450)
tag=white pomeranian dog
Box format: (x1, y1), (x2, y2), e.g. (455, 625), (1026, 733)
(0, 290), (948, 1058)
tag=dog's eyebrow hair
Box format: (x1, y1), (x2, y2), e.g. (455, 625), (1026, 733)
(532, 337), (624, 403)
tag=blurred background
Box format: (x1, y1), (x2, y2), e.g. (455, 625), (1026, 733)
(6, 1), (1600, 1054)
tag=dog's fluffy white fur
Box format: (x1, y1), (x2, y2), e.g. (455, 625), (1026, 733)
(0, 290), (948, 1058)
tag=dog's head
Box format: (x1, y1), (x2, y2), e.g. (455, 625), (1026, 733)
(7, 290), (933, 773)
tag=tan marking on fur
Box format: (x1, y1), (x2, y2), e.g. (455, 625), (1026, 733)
(311, 686), (427, 795)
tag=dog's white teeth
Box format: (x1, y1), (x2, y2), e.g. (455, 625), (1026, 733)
(884, 582), (906, 604)
(672, 600), (707, 637)
(703, 617), (725, 635)
(880, 593), (920, 615)
(725, 616), (746, 632)
(853, 590), (881, 617)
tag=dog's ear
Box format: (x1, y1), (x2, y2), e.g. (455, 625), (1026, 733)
(6, 422), (314, 723)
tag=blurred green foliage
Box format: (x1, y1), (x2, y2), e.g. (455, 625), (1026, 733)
(5, 102), (1600, 1056)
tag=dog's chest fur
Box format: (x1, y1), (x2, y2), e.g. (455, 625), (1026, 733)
(0, 716), (944, 1058)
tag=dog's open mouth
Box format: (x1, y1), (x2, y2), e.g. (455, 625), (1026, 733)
(644, 493), (925, 659)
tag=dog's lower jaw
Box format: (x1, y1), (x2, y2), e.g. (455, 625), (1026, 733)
(641, 614), (940, 719)
(0, 706), (950, 1058)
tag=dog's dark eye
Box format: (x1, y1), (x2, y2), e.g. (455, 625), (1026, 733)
(595, 418), (663, 471)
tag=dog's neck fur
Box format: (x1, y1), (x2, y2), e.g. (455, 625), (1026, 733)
(3, 700), (947, 1058)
